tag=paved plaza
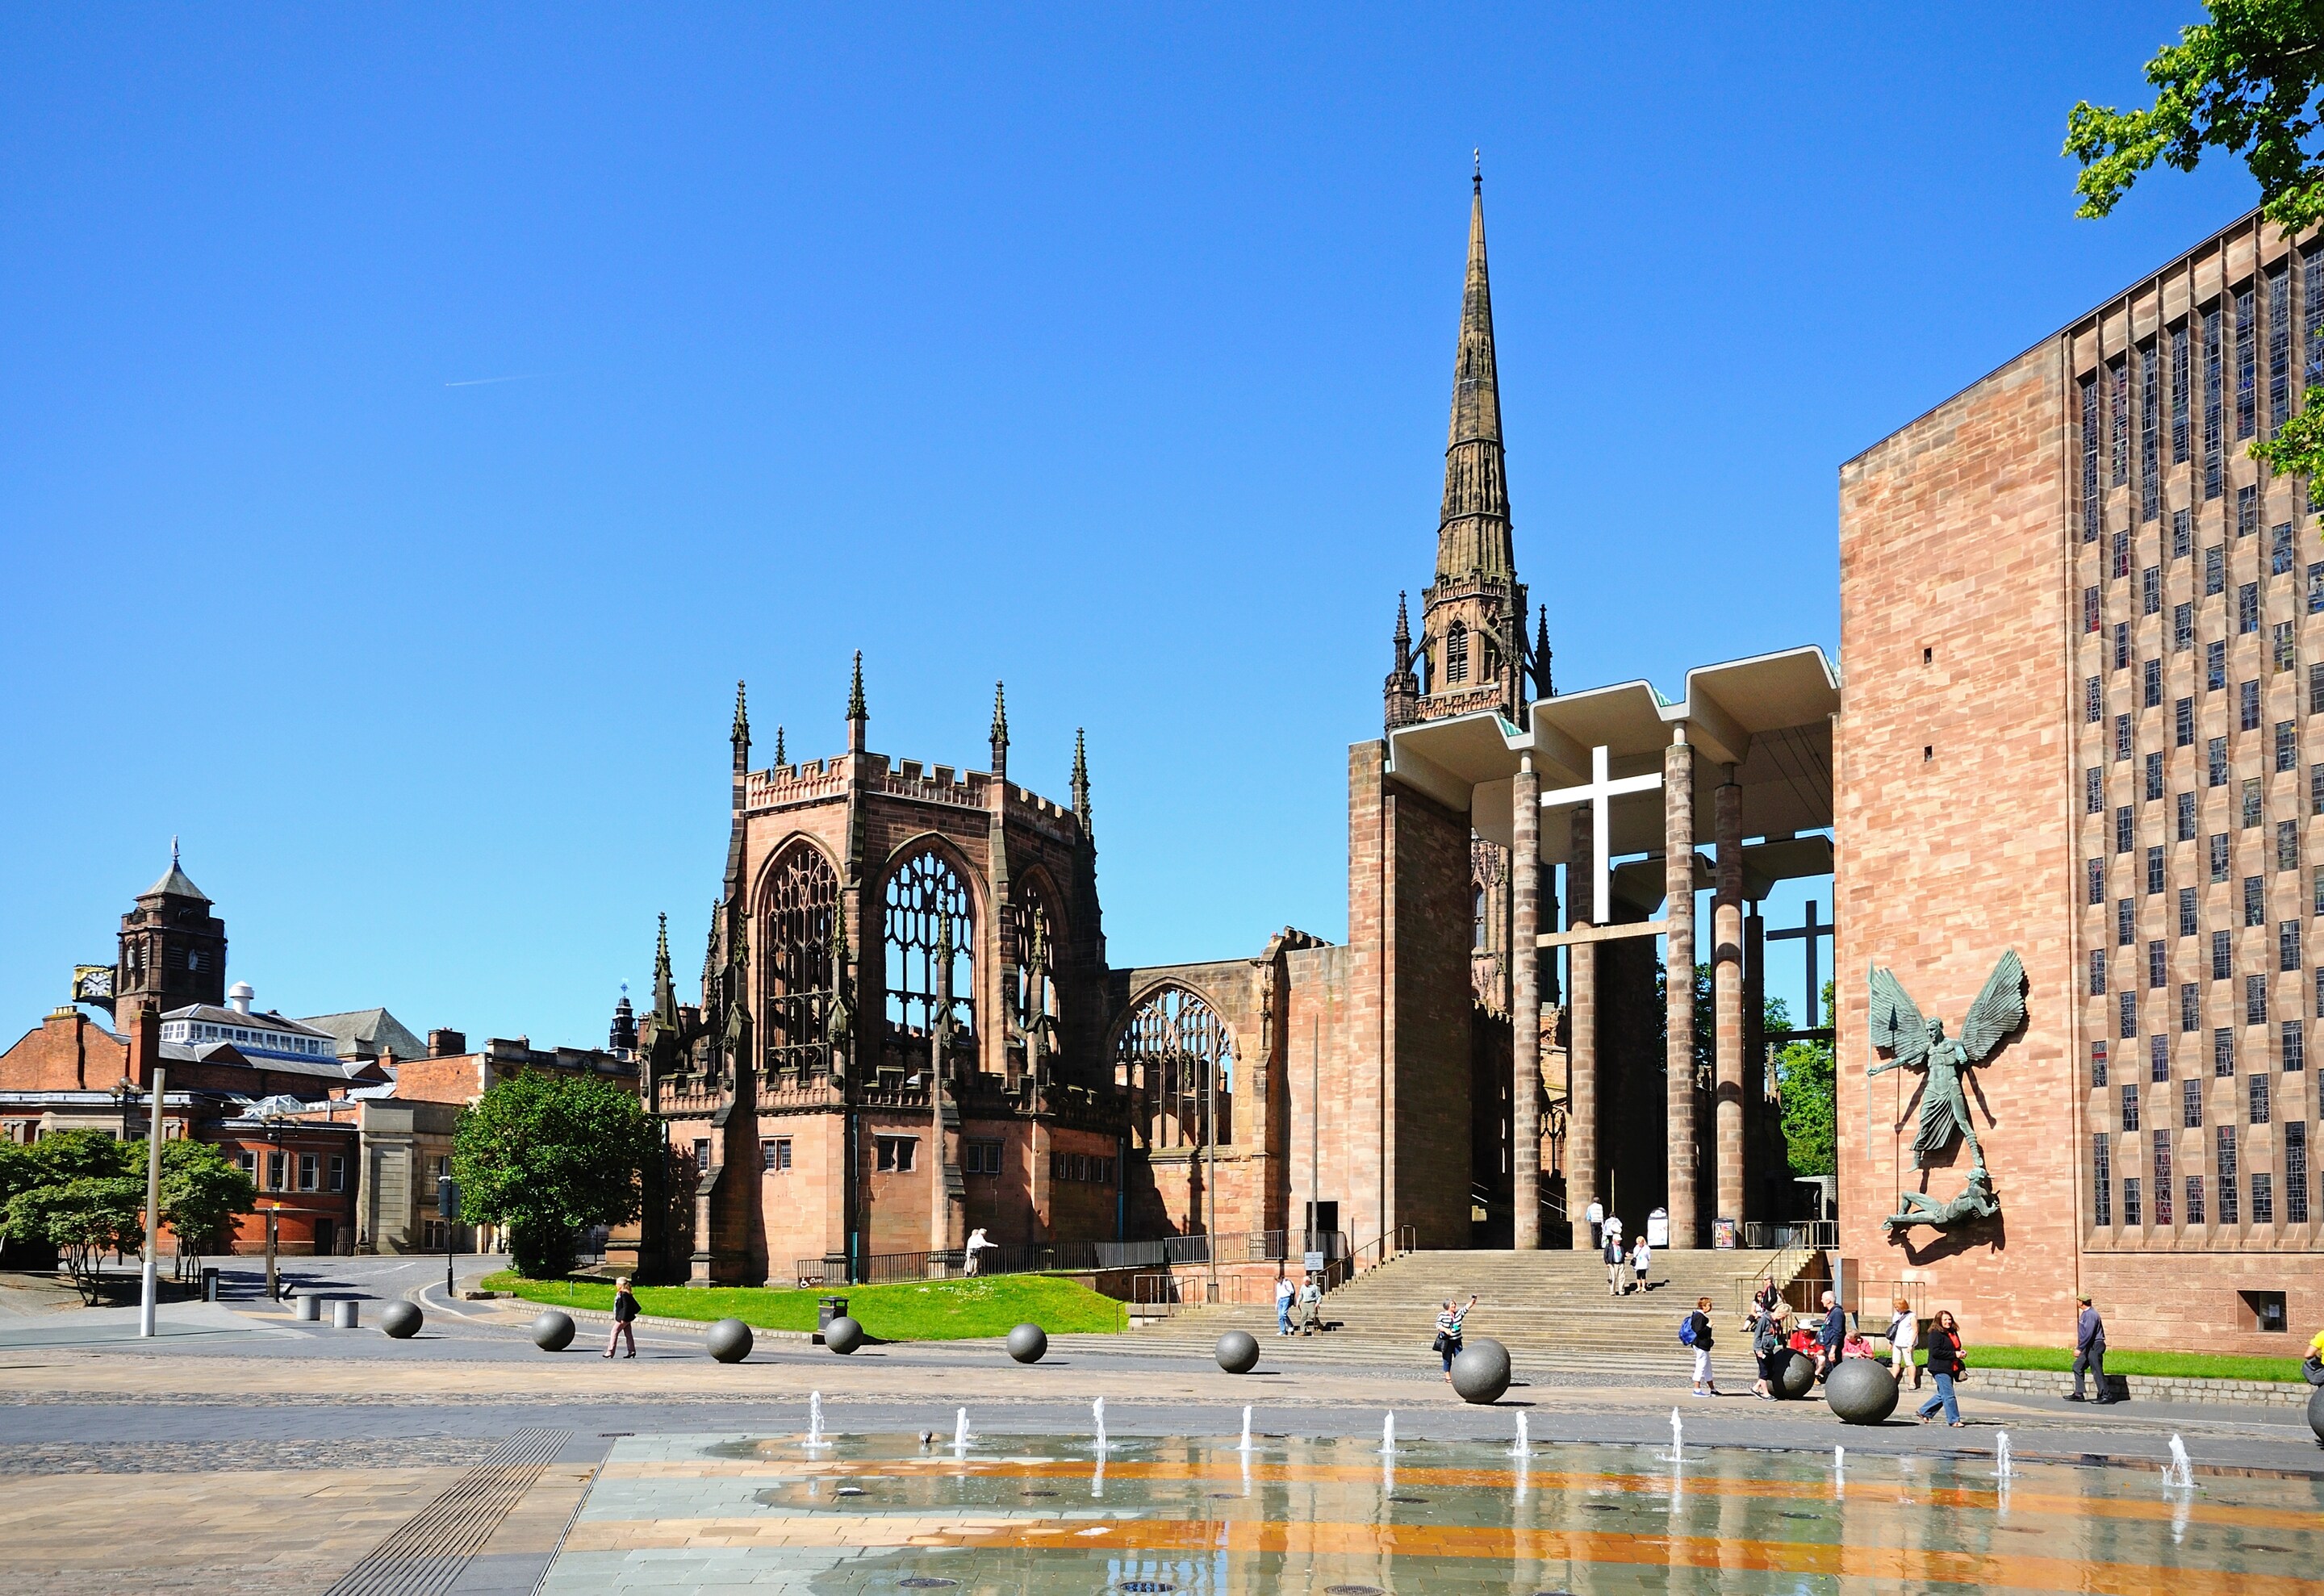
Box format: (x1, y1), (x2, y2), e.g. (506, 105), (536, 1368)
(1, 1265), (2318, 1592)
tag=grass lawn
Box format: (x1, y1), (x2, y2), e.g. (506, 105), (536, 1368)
(1927, 1344), (2308, 1383)
(480, 1270), (1126, 1340)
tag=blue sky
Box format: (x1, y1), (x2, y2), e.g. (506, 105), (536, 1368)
(0, 6), (2259, 1048)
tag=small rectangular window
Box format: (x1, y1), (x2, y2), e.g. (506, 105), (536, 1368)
(2213, 929), (2233, 980)
(2181, 980), (2201, 1031)
(2240, 582), (2261, 633)
(2278, 620), (2300, 673)
(2091, 949), (2108, 996)
(2179, 886), (2199, 937)
(2088, 858), (2105, 905)
(2120, 989), (2138, 1038)
(2149, 938), (2167, 988)
(2280, 721), (2301, 772)
(2151, 1032), (2170, 1081)
(2247, 875), (2267, 926)
(2154, 1130), (2175, 1224)
(2117, 620), (2133, 669)
(2143, 566), (2162, 614)
(299, 1153), (318, 1192)
(2177, 791), (2197, 840)
(328, 1154), (345, 1193)
(876, 1135), (917, 1173)
(2121, 1082), (2141, 1131)
(2310, 562), (2324, 613)
(2244, 777), (2266, 828)
(2209, 737), (2230, 788)
(763, 1137), (792, 1172)
(2284, 919), (2304, 973)
(2253, 1172), (2275, 1224)
(2216, 1026), (2237, 1075)
(2207, 545), (2226, 595)
(2175, 696), (2195, 747)
(2085, 767), (2104, 814)
(2116, 806), (2134, 853)
(2186, 1172), (2206, 1224)
(2280, 818), (2301, 872)
(2218, 1125), (2240, 1223)
(2313, 662), (2324, 714)
(2086, 676), (2104, 722)
(2173, 503), (2192, 555)
(2146, 844), (2164, 895)
(2092, 1135), (2113, 1226)
(2146, 752), (2165, 801)
(2118, 896), (2135, 944)
(2208, 638), (2228, 690)
(2113, 530), (2131, 579)
(2251, 1071), (2272, 1123)
(2211, 833), (2231, 880)
(2248, 971), (2270, 1025)
(2242, 679), (2263, 730)
(2274, 522), (2297, 576)
(2143, 658), (2163, 706)
(2175, 601), (2194, 650)
(2184, 1076), (2205, 1126)
(2287, 1122), (2309, 1224)
(267, 1151), (286, 1191)
(2284, 1017), (2306, 1072)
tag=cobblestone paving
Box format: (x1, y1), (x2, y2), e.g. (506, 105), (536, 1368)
(0, 1434), (499, 1473)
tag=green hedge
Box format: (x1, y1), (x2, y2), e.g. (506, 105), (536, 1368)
(1929, 1344), (2307, 1383)
(483, 1270), (1126, 1340)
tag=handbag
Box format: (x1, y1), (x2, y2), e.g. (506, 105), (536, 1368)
(1431, 1331), (1448, 1353)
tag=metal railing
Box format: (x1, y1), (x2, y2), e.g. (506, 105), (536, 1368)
(1129, 1271), (1271, 1313)
(1741, 1220), (1837, 1251)
(1321, 1224), (1415, 1293)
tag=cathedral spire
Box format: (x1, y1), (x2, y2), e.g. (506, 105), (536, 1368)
(651, 913), (675, 1022)
(730, 680), (750, 757)
(989, 682), (1009, 779)
(846, 650), (867, 753)
(1437, 165), (1512, 582)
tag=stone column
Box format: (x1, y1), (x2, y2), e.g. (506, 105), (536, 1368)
(1713, 769), (1745, 1237)
(1565, 802), (1596, 1250)
(1511, 760), (1541, 1250)
(1664, 732), (1699, 1247)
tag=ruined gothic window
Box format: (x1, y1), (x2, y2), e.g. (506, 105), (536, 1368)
(760, 842), (839, 1076)
(1445, 622), (1469, 685)
(884, 851), (975, 1042)
(1115, 985), (1235, 1151)
(1008, 877), (1056, 1034)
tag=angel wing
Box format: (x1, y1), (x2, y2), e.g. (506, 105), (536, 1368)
(1956, 947), (2027, 1063)
(1867, 966), (1929, 1069)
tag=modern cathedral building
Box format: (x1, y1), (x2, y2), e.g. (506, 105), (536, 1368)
(1841, 208), (2323, 1349)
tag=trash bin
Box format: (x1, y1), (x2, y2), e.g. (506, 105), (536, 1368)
(201, 1267), (220, 1302)
(816, 1295), (849, 1343)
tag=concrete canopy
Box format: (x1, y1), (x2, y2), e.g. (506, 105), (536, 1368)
(1383, 644), (1839, 881)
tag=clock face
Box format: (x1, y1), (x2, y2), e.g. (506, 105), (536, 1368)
(73, 966), (115, 1000)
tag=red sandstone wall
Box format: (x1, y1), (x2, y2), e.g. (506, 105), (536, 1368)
(1837, 344), (2082, 1345)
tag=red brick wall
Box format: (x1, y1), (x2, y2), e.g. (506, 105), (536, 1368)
(0, 1011), (126, 1091)
(1837, 341), (2084, 1346)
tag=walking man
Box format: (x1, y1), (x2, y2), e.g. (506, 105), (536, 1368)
(1603, 1226), (1626, 1297)
(1274, 1273), (1296, 1336)
(1298, 1272), (1322, 1335)
(2069, 1293), (2112, 1403)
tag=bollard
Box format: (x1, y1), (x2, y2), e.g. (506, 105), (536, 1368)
(332, 1297), (359, 1330)
(294, 1293), (321, 1322)
(201, 1267), (219, 1303)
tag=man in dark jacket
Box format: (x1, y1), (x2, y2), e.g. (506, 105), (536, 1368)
(2068, 1293), (2111, 1402)
(1814, 1289), (1846, 1379)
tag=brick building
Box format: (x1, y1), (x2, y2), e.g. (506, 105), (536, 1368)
(1838, 207), (2324, 1352)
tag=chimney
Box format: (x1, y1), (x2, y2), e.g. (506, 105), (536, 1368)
(125, 999), (161, 1090)
(428, 1028), (466, 1058)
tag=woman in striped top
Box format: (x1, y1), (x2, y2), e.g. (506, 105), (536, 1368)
(1434, 1295), (1478, 1381)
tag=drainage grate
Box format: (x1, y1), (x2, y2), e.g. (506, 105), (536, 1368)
(324, 1426), (569, 1596)
(899, 1581), (959, 1590)
(1326, 1587), (1385, 1595)
(1118, 1583), (1175, 1593)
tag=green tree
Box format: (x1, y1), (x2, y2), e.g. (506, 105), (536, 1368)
(1774, 980), (1839, 1177)
(6, 1176), (145, 1303)
(452, 1069), (657, 1277)
(31, 1128), (135, 1183)
(2066, 1), (2324, 478)
(127, 1139), (257, 1258)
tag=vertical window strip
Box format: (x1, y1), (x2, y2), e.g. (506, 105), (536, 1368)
(2081, 372), (2101, 537)
(2237, 286), (2258, 440)
(2154, 1130), (2175, 1225)
(2142, 341), (2162, 520)
(2205, 305), (2225, 498)
(2219, 1126), (2240, 1223)
(2114, 358), (2132, 483)
(2269, 265), (2291, 433)
(2306, 249), (2324, 395)
(2173, 322), (2192, 464)
(2288, 1122), (2309, 1224)
(2093, 1134), (2113, 1226)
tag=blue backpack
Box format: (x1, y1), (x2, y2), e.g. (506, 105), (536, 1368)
(1678, 1315), (1698, 1347)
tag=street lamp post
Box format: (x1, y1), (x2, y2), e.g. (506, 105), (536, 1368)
(137, 1065), (167, 1337)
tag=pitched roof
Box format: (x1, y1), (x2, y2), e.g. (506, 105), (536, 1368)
(140, 861), (209, 902)
(298, 1008), (430, 1063)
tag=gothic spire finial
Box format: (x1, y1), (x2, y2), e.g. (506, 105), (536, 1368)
(1394, 591), (1411, 644)
(1533, 604), (1553, 697)
(171, 834), (180, 867)
(731, 680), (749, 746)
(773, 725), (785, 766)
(989, 682), (1010, 779)
(1473, 145), (1481, 190)
(1070, 728), (1092, 838)
(846, 650), (867, 753)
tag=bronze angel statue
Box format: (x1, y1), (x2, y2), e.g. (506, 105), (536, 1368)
(1866, 949), (2025, 1174)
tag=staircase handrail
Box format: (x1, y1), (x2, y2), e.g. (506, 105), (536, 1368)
(1325, 1224), (1415, 1293)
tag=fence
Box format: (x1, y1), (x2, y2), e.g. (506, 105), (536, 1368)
(1741, 1220), (1837, 1251)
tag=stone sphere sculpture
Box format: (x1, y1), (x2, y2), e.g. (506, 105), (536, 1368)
(2307, 1384), (2324, 1445)
(1775, 1349), (1817, 1400)
(823, 1314), (864, 1355)
(1824, 1356), (1900, 1424)
(1450, 1337), (1512, 1404)
(706, 1318), (754, 1364)
(378, 1301), (423, 1339)
(1006, 1322), (1047, 1364)
(1214, 1330), (1260, 1374)
(530, 1310), (576, 1352)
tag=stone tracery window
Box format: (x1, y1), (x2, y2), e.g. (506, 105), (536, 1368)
(1115, 986), (1234, 1150)
(884, 850), (975, 1042)
(1009, 876), (1056, 1034)
(759, 843), (838, 1078)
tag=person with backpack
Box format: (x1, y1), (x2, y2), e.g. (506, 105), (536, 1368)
(1681, 1296), (1716, 1396)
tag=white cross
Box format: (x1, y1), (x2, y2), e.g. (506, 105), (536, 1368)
(1539, 745), (1664, 925)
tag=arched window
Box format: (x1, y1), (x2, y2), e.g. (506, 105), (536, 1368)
(1473, 886), (1487, 950)
(1115, 986), (1235, 1150)
(884, 851), (975, 1042)
(1009, 877), (1056, 1033)
(759, 843), (839, 1078)
(1445, 621), (1469, 684)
